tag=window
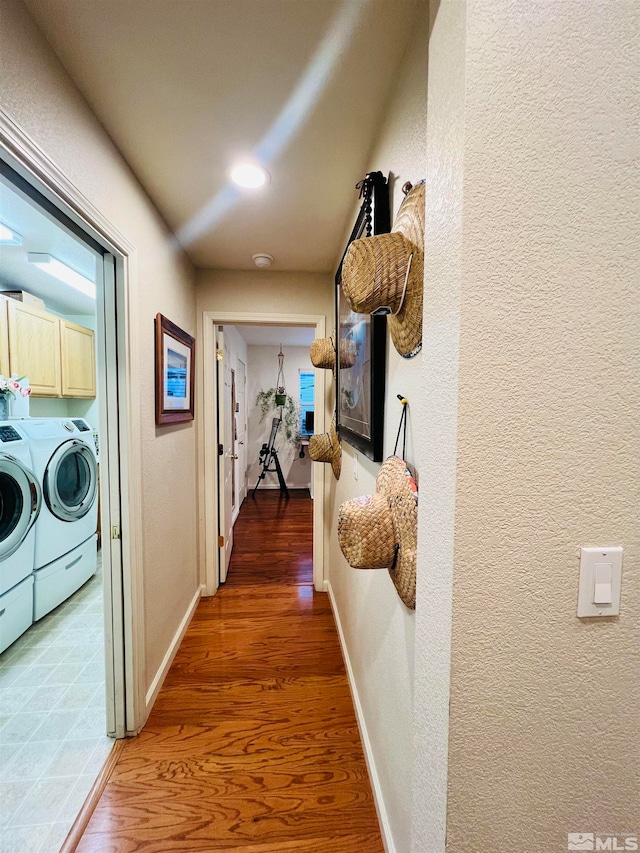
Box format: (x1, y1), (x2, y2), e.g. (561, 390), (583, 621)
(299, 370), (314, 435)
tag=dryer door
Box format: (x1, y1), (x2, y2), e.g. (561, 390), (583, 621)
(0, 453), (41, 561)
(44, 440), (98, 522)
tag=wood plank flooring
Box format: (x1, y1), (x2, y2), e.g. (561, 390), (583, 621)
(76, 491), (383, 852)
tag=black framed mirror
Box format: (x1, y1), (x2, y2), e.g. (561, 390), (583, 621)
(335, 171), (390, 461)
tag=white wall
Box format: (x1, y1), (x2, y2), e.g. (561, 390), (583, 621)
(325, 7), (429, 852)
(196, 269), (334, 321)
(247, 344), (312, 491)
(30, 393), (98, 424)
(0, 0), (199, 704)
(413, 1), (640, 851)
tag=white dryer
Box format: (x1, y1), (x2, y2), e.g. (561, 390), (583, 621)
(20, 417), (98, 620)
(0, 421), (41, 653)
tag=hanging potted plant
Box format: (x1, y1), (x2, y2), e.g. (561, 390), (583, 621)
(255, 389), (301, 444)
(274, 345), (287, 407)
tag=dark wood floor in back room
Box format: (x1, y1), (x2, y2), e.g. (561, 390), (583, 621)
(76, 490), (384, 852)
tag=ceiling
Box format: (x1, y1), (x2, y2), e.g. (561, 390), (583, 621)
(0, 175), (97, 316)
(234, 325), (315, 347)
(22, 0), (420, 273)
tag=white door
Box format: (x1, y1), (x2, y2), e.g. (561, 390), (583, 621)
(98, 253), (127, 737)
(236, 358), (247, 506)
(216, 327), (233, 582)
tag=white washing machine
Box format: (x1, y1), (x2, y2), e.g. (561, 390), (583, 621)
(0, 421), (41, 652)
(20, 417), (98, 620)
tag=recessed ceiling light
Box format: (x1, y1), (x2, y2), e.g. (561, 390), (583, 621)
(27, 253), (96, 299)
(230, 162), (270, 189)
(0, 222), (22, 245)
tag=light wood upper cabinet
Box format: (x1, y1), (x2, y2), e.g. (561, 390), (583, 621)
(0, 296), (9, 378)
(60, 319), (96, 397)
(7, 300), (62, 396)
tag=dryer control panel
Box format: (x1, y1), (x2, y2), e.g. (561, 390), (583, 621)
(0, 425), (22, 443)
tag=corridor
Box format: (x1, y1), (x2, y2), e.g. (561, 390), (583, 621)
(75, 491), (383, 852)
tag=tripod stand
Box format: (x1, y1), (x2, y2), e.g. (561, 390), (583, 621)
(252, 416), (289, 499)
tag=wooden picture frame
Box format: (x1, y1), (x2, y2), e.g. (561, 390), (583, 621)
(335, 171), (390, 461)
(155, 313), (195, 425)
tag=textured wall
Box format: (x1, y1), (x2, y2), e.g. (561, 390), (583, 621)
(326, 6), (428, 851)
(444, 1), (640, 851)
(411, 0), (465, 849)
(0, 0), (199, 696)
(196, 269), (333, 321)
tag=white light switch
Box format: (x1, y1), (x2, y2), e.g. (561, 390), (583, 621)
(593, 563), (613, 605)
(577, 547), (623, 617)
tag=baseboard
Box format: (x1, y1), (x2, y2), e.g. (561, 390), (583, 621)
(144, 585), (201, 714)
(60, 738), (124, 852)
(326, 581), (395, 853)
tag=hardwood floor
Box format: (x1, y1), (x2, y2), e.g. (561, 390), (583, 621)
(76, 491), (384, 852)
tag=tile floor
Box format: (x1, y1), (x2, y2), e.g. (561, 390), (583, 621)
(0, 556), (113, 853)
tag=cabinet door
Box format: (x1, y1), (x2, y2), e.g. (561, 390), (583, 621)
(7, 300), (61, 396)
(0, 296), (9, 377)
(60, 319), (96, 397)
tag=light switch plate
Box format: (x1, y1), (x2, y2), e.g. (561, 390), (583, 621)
(577, 546), (623, 617)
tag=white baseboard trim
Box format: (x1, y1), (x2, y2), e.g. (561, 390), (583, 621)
(145, 585), (202, 714)
(326, 581), (395, 853)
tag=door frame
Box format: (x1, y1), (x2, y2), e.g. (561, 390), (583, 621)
(230, 366), (236, 514)
(235, 356), (247, 510)
(0, 109), (146, 735)
(215, 326), (233, 584)
(200, 311), (326, 597)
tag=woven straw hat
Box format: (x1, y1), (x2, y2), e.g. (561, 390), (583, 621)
(342, 181), (425, 358)
(309, 416), (341, 480)
(337, 455), (417, 609)
(309, 336), (356, 371)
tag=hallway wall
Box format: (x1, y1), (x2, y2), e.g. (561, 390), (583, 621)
(196, 269), (334, 418)
(0, 1), (200, 710)
(326, 6), (429, 852)
(196, 269), (334, 322)
(413, 1), (640, 851)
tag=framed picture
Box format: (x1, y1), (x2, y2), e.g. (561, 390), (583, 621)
(155, 313), (195, 425)
(335, 171), (390, 461)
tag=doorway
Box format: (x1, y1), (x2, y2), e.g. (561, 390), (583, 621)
(201, 311), (326, 597)
(0, 117), (143, 841)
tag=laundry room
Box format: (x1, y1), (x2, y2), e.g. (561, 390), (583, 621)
(0, 167), (112, 848)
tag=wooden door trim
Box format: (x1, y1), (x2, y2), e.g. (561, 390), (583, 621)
(200, 311), (326, 597)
